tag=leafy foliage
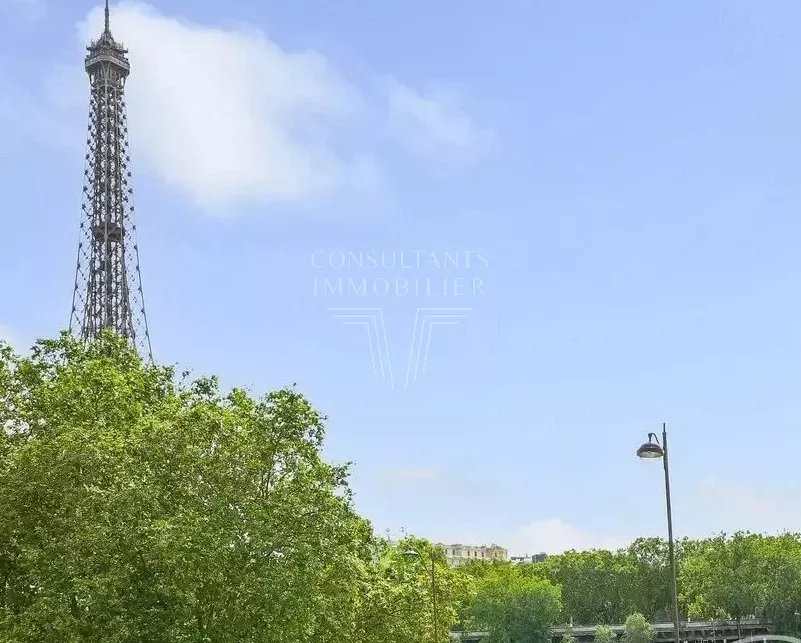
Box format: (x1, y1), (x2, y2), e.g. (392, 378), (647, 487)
(680, 532), (801, 634)
(517, 538), (693, 626)
(4, 334), (801, 641)
(526, 549), (637, 625)
(623, 613), (653, 643)
(595, 623), (617, 643)
(462, 562), (562, 643)
(0, 334), (461, 642)
(356, 537), (471, 643)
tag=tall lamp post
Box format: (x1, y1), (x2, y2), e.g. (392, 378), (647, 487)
(637, 424), (681, 643)
(403, 548), (439, 642)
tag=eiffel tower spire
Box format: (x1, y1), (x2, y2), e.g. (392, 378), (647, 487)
(69, 2), (153, 359)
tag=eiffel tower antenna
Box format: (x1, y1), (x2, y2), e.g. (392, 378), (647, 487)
(69, 1), (153, 359)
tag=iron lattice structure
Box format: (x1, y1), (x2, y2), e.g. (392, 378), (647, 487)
(69, 1), (152, 359)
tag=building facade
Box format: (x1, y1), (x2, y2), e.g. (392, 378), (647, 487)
(510, 552), (549, 564)
(441, 544), (508, 567)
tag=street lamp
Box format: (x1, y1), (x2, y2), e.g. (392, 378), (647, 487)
(637, 424), (681, 643)
(403, 548), (440, 642)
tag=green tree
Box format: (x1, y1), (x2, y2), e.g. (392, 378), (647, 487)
(527, 549), (637, 624)
(464, 563), (562, 643)
(680, 532), (801, 636)
(355, 538), (470, 643)
(561, 632), (577, 643)
(595, 624), (617, 643)
(757, 533), (801, 635)
(622, 613), (653, 643)
(680, 533), (761, 629)
(0, 334), (378, 642)
(624, 538), (675, 622)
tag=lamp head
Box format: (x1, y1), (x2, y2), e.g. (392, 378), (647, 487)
(637, 433), (664, 459)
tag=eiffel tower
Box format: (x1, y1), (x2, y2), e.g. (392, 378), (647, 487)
(69, 0), (152, 359)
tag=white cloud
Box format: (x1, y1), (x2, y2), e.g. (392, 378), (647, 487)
(51, 3), (492, 212)
(498, 480), (801, 559)
(505, 519), (627, 557)
(429, 478), (801, 558)
(367, 473), (801, 557)
(692, 478), (801, 535)
(77, 3), (377, 209)
(382, 78), (494, 161)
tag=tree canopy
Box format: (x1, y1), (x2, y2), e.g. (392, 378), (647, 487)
(3, 334), (801, 641)
(622, 613), (653, 643)
(461, 561), (562, 643)
(594, 623), (617, 643)
(0, 334), (462, 642)
(680, 532), (801, 634)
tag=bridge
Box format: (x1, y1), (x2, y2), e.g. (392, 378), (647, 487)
(451, 618), (771, 643)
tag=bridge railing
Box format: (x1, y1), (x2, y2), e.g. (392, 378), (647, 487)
(451, 618), (771, 643)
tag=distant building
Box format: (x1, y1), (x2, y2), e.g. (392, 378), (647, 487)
(510, 552), (548, 564)
(441, 544), (508, 567)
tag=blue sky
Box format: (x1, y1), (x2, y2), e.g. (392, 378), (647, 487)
(2, 0), (801, 555)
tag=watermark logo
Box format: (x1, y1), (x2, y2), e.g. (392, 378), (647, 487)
(313, 250), (487, 390)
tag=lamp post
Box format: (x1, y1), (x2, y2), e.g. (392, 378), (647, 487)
(403, 548), (440, 642)
(637, 423), (681, 643)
